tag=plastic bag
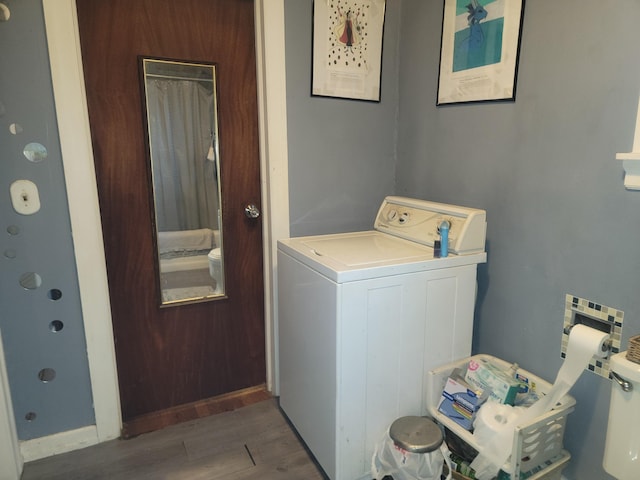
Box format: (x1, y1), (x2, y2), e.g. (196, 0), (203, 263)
(371, 428), (452, 480)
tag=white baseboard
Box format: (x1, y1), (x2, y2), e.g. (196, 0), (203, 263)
(20, 425), (100, 463)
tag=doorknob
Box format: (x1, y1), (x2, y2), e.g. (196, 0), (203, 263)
(245, 204), (260, 219)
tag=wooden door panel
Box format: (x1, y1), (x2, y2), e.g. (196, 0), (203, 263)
(76, 0), (265, 423)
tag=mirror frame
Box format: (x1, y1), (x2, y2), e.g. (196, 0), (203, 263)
(138, 55), (225, 307)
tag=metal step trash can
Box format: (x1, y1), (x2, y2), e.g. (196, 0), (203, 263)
(372, 416), (452, 480)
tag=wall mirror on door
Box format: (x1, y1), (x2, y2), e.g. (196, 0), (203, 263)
(140, 57), (225, 306)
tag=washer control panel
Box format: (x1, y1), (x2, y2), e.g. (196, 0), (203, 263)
(374, 196), (486, 254)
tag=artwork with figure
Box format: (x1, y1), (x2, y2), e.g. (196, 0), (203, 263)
(312, 0), (386, 101)
(453, 0), (504, 72)
(329, 3), (366, 67)
(437, 0), (524, 104)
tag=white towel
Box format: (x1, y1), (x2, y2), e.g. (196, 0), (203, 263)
(157, 228), (213, 254)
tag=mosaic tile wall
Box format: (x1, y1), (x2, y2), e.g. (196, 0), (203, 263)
(561, 294), (624, 379)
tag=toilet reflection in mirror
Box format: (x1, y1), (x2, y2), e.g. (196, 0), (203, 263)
(141, 57), (225, 305)
(0, 3), (10, 22)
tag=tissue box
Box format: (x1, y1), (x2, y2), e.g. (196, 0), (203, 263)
(437, 373), (487, 431)
(464, 358), (519, 405)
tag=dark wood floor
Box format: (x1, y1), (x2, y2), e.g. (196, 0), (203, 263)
(21, 399), (327, 480)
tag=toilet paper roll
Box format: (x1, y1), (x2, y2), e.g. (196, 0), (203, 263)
(531, 324), (610, 415)
(473, 403), (524, 445)
(470, 324), (610, 480)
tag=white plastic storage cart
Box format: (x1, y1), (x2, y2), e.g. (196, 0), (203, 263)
(426, 355), (576, 480)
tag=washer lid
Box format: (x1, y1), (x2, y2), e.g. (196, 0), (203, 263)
(300, 231), (432, 266)
(278, 231), (486, 283)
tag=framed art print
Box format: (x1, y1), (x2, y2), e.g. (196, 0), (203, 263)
(312, 0), (386, 102)
(437, 0), (525, 105)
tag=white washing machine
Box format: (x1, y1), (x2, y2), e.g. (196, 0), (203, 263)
(277, 196), (487, 480)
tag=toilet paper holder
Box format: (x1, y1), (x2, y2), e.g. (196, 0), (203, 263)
(563, 310), (613, 356)
(562, 296), (625, 380)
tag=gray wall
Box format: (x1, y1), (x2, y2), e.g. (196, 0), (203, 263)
(284, 0), (399, 236)
(394, 1), (640, 479)
(0, 1), (95, 439)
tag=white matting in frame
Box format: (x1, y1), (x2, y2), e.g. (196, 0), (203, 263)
(312, 0), (386, 102)
(437, 0), (525, 105)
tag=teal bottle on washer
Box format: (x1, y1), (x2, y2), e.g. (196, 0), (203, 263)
(439, 221), (449, 257)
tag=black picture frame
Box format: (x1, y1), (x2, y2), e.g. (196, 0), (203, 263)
(311, 0), (387, 102)
(437, 0), (525, 105)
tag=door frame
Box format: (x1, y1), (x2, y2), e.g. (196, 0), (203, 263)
(38, 0), (289, 452)
(0, 329), (22, 479)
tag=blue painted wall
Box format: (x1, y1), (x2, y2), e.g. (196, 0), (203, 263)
(394, 1), (640, 479)
(284, 0), (399, 236)
(0, 1), (95, 440)
(285, 1), (640, 478)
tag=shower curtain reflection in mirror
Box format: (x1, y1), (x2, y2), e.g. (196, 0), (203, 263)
(142, 58), (225, 305)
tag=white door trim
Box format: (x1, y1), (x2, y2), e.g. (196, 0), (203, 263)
(254, 0), (289, 395)
(0, 329), (22, 479)
(42, 0), (121, 448)
(32, 0), (289, 458)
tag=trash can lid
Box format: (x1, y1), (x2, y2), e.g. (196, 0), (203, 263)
(389, 416), (443, 453)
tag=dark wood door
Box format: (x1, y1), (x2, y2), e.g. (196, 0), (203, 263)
(76, 0), (266, 433)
